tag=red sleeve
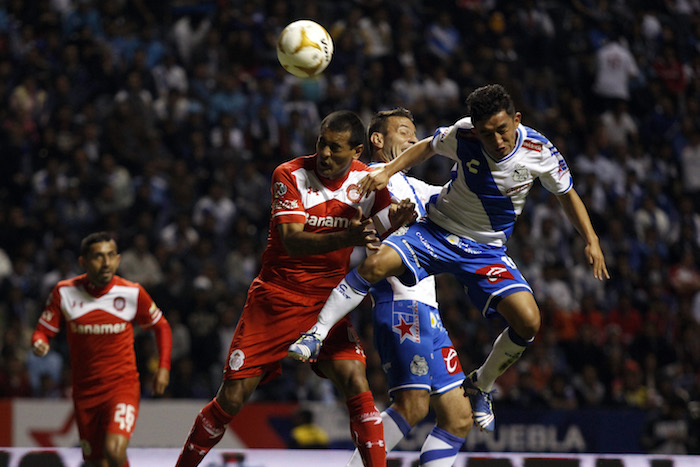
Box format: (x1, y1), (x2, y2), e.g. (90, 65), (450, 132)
(134, 284), (171, 370)
(151, 318), (172, 371)
(135, 284), (164, 327)
(270, 163), (305, 226)
(32, 286), (63, 343)
(369, 186), (392, 217)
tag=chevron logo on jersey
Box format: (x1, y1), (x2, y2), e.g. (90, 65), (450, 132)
(393, 304), (420, 343)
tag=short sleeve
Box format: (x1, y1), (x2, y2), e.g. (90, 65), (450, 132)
(270, 164), (305, 225)
(539, 142), (574, 195)
(135, 285), (163, 327)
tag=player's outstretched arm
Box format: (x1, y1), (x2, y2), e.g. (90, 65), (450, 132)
(359, 138), (435, 197)
(557, 189), (610, 281)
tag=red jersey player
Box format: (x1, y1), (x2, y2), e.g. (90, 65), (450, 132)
(31, 231), (172, 467)
(176, 111), (413, 467)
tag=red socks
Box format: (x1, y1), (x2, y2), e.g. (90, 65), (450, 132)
(346, 391), (386, 467)
(175, 399), (233, 467)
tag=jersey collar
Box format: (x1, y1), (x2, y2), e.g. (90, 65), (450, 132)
(81, 274), (117, 297)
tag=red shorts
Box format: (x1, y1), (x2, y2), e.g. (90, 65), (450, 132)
(73, 384), (140, 461)
(223, 277), (366, 384)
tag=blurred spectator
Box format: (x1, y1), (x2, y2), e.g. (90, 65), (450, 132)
(591, 34), (640, 111)
(118, 233), (164, 289)
(289, 408), (330, 449)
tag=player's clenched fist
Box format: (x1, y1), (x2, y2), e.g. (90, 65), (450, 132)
(32, 339), (49, 357)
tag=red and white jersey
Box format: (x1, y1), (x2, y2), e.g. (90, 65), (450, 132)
(35, 274), (164, 399)
(259, 155), (392, 297)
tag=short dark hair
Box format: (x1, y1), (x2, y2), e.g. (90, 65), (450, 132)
(465, 84), (515, 124)
(80, 231), (116, 257)
(320, 110), (366, 149)
(368, 107), (414, 141)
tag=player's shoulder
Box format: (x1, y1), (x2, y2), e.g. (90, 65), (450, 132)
(275, 154), (310, 173)
(447, 117), (477, 141)
(350, 159), (371, 172)
(520, 125), (553, 152)
(112, 275), (141, 289)
(55, 274), (85, 290)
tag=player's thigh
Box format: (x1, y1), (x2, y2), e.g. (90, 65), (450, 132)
(73, 400), (104, 461)
(496, 291), (541, 338)
(317, 358), (369, 399)
(224, 279), (325, 383)
(106, 389), (140, 439)
(430, 386), (473, 436)
(359, 243), (407, 282)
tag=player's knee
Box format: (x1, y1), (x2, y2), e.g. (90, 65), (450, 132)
(216, 385), (245, 415)
(359, 251), (399, 283)
(104, 442), (127, 467)
(392, 393), (429, 426)
(520, 308), (541, 339)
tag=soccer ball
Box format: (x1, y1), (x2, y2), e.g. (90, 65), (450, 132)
(276, 20), (333, 78)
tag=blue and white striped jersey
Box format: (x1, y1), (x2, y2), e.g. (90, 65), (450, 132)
(429, 117), (573, 247)
(370, 163), (442, 308)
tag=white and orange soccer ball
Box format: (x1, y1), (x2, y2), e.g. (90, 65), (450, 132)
(276, 20), (333, 78)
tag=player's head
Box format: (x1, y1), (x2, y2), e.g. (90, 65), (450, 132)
(368, 108), (417, 163)
(315, 110), (365, 180)
(466, 84), (521, 159)
(79, 231), (120, 287)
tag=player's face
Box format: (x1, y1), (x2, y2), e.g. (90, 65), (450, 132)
(473, 110), (521, 159)
(80, 240), (120, 287)
(315, 128), (363, 179)
(378, 116), (417, 162)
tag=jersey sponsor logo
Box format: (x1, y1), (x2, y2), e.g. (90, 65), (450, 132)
(475, 264), (515, 283)
(113, 297), (126, 311)
(442, 346), (462, 375)
(70, 322), (128, 335)
(522, 140), (542, 152)
(273, 199), (299, 210)
(228, 349), (245, 371)
(410, 354), (429, 376)
(506, 182), (533, 195)
(512, 164), (531, 182)
(346, 184), (361, 202)
(393, 304), (420, 344)
(305, 213), (350, 228)
(273, 182), (287, 198)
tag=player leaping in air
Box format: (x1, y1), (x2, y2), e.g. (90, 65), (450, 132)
(176, 110), (415, 467)
(289, 84), (609, 434)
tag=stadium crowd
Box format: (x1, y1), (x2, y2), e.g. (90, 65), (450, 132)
(0, 0), (699, 454)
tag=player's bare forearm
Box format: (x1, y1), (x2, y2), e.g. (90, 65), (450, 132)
(153, 367), (169, 396)
(557, 189), (610, 280)
(279, 210), (379, 257)
(359, 138), (435, 197)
